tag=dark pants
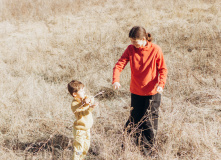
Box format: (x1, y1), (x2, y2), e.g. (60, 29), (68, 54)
(124, 93), (161, 149)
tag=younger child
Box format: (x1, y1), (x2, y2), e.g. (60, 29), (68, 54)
(68, 80), (97, 160)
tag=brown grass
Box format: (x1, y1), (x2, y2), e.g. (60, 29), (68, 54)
(0, 0), (221, 159)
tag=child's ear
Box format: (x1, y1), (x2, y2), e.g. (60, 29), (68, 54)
(72, 93), (77, 97)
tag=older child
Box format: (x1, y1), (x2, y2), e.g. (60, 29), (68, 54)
(112, 26), (167, 152)
(68, 80), (97, 160)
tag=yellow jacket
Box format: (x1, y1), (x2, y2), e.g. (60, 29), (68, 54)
(71, 96), (94, 130)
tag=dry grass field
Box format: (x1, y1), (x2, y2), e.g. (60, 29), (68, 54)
(0, 0), (221, 159)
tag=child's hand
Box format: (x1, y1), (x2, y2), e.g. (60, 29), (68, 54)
(156, 86), (163, 94)
(113, 82), (121, 90)
(85, 98), (90, 104)
(85, 97), (94, 105)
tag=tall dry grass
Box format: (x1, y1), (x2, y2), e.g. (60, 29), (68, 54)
(0, 0), (221, 159)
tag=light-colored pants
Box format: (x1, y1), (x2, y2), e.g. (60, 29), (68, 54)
(73, 128), (90, 160)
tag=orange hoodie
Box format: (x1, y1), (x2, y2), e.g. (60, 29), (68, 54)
(113, 42), (167, 96)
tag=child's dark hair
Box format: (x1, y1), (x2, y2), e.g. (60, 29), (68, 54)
(129, 26), (152, 42)
(68, 80), (84, 95)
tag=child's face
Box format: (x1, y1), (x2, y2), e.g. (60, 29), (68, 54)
(73, 87), (85, 99)
(130, 38), (146, 48)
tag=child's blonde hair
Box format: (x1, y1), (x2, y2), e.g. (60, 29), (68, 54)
(67, 80), (84, 95)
